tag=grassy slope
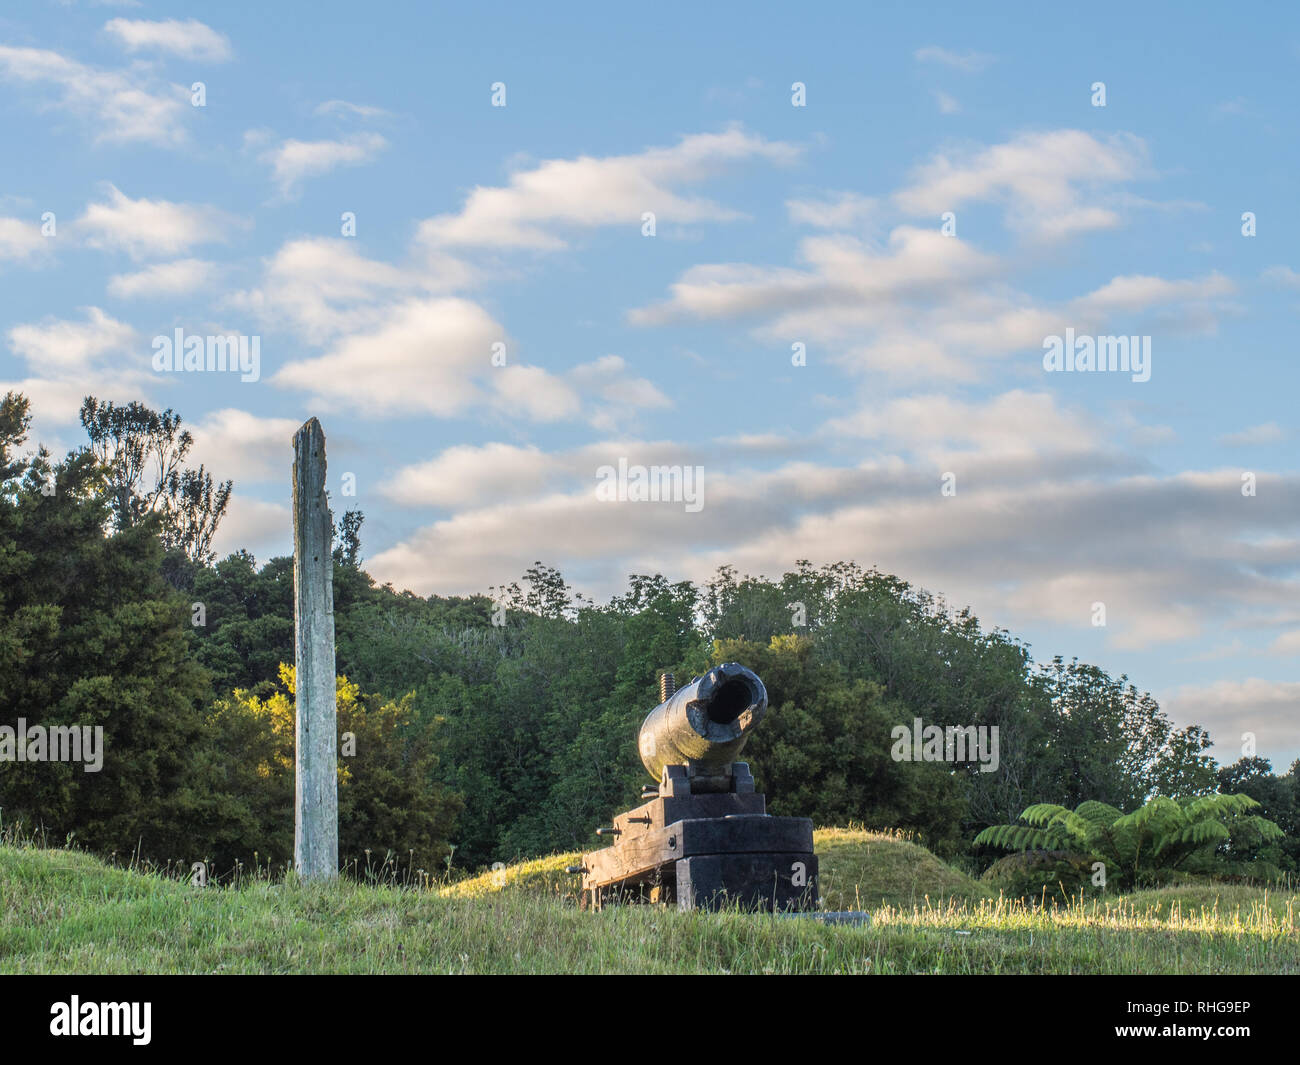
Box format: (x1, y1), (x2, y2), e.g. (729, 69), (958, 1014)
(3, 837), (1296, 974)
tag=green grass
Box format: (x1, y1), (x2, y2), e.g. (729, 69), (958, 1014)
(2, 839), (1296, 974)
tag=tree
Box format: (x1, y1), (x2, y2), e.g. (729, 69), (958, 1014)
(79, 397), (231, 564)
(207, 665), (461, 873)
(0, 393), (214, 858)
(1216, 757), (1300, 872)
(0, 391), (30, 485)
(492, 561), (579, 620)
(1031, 657), (1208, 812)
(334, 510), (365, 568)
(714, 634), (969, 855)
(1150, 724), (1219, 797)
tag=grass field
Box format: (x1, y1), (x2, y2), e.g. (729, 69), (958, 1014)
(3, 831), (1296, 974)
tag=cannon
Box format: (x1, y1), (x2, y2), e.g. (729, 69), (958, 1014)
(575, 663), (819, 912)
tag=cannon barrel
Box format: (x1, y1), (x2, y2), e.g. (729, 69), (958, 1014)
(637, 662), (767, 786)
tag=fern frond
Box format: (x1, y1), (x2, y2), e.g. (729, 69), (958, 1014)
(1115, 795), (1180, 834)
(974, 825), (1063, 851)
(1020, 803), (1073, 827)
(1073, 801), (1123, 828)
(1153, 820), (1229, 855)
(1184, 793), (1260, 820)
(1235, 816), (1285, 842)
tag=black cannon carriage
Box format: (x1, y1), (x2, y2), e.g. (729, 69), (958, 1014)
(575, 663), (818, 912)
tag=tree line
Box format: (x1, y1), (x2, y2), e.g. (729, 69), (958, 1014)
(1, 391), (1296, 879)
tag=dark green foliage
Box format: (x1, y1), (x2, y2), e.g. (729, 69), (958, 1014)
(0, 392), (213, 858)
(1216, 757), (1300, 872)
(191, 552), (294, 693)
(713, 634), (968, 856)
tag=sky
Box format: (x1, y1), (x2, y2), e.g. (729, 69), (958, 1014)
(0, 1), (1297, 769)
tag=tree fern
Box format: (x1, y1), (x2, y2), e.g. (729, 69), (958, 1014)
(976, 792), (1283, 890)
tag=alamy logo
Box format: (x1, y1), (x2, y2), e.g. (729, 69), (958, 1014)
(0, 718), (104, 772)
(890, 718), (1000, 773)
(152, 329), (261, 382)
(595, 458), (704, 513)
(1042, 328), (1150, 382)
(50, 997), (151, 1045)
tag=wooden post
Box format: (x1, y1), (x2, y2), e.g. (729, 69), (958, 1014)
(292, 417), (338, 880)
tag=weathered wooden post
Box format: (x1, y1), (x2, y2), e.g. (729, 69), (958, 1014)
(292, 417), (338, 880)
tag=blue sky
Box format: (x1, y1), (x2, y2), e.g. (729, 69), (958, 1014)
(1, 1), (1297, 767)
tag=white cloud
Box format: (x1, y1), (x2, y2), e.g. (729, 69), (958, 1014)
(635, 210), (1234, 381)
(894, 130), (1149, 239)
(314, 99), (390, 119)
(107, 257), (216, 298)
(262, 133), (389, 197)
(490, 365), (581, 423)
(2, 308), (151, 428)
(231, 237), (472, 344)
(1163, 678), (1300, 764)
(417, 127), (800, 249)
(103, 18), (232, 62)
(630, 224), (998, 337)
(268, 297), (672, 426)
(567, 354), (671, 431)
(270, 297), (505, 416)
(828, 389), (1099, 459)
(914, 46), (996, 72)
(241, 234), (664, 426)
(381, 443), (559, 507)
(634, 225), (995, 326)
(1073, 273), (1234, 316)
(934, 90), (961, 115)
(634, 130), (1227, 387)
(1218, 422), (1286, 448)
(78, 185), (240, 260)
(1267, 630), (1300, 656)
(379, 435), (810, 513)
(7, 307), (136, 371)
(0, 44), (190, 145)
(209, 496), (291, 562)
(1262, 265), (1300, 290)
(785, 192), (878, 229)
(0, 216), (47, 262)
(189, 409), (302, 484)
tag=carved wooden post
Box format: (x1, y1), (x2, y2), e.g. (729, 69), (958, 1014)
(292, 417), (338, 880)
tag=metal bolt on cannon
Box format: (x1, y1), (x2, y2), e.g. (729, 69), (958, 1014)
(569, 662), (819, 912)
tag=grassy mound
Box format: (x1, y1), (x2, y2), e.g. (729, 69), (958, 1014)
(815, 827), (990, 909)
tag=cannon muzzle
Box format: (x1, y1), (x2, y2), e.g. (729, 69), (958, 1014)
(637, 662), (767, 789)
